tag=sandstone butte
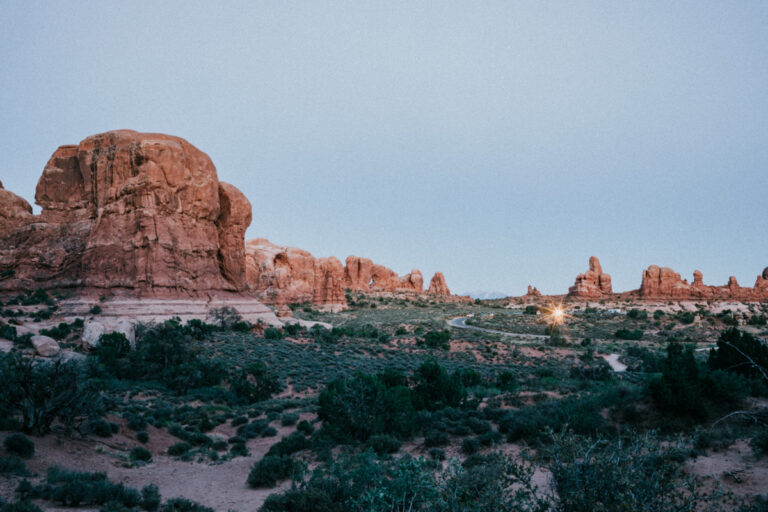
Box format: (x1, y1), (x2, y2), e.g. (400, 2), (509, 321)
(245, 238), (453, 307)
(0, 130), (252, 297)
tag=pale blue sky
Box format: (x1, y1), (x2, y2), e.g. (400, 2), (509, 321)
(2, 1), (767, 295)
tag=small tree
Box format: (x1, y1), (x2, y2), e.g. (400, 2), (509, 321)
(0, 353), (103, 435)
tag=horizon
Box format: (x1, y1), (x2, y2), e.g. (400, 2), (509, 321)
(2, 2), (767, 295)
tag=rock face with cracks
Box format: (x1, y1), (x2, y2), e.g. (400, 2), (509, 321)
(639, 265), (768, 301)
(0, 130), (252, 296)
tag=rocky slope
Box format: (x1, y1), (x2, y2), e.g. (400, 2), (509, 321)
(0, 130), (252, 296)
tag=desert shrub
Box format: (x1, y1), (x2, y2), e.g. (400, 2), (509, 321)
(424, 429), (449, 447)
(704, 369), (750, 406)
(93, 333), (132, 376)
(614, 328), (643, 340)
(625, 346), (663, 372)
(247, 455), (303, 488)
(524, 305), (538, 315)
(129, 446), (152, 462)
(39, 321), (77, 340)
(650, 344), (706, 420)
(0, 456), (29, 476)
(90, 305), (102, 315)
(496, 370), (518, 391)
(36, 466), (141, 507)
(159, 498), (213, 512)
(230, 362), (281, 403)
(499, 395), (608, 443)
(266, 432), (310, 457)
(422, 330), (450, 350)
(0, 501), (43, 512)
(751, 429), (768, 457)
(318, 373), (416, 442)
(296, 420), (314, 435)
(140, 484), (161, 512)
(748, 314), (767, 326)
(231, 415), (248, 427)
(366, 434), (401, 455)
(283, 323), (303, 336)
(411, 359), (466, 411)
(627, 308), (648, 320)
(709, 328), (768, 381)
(136, 431), (149, 443)
(168, 442), (192, 456)
(125, 414), (147, 432)
(280, 412), (299, 426)
(0, 354), (102, 435)
(229, 443), (249, 457)
(461, 437), (481, 455)
(264, 327), (283, 340)
(89, 419), (116, 438)
(3, 434), (34, 459)
(547, 430), (720, 512)
(209, 306), (243, 330)
(676, 311), (696, 324)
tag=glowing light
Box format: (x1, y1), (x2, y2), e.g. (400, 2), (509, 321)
(552, 307), (564, 324)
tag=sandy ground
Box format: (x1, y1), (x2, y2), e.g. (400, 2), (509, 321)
(0, 414), (315, 512)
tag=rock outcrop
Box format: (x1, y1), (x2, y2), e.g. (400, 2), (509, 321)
(245, 239), (346, 306)
(345, 256), (374, 291)
(0, 130), (252, 296)
(525, 285), (542, 298)
(428, 272), (451, 296)
(568, 256), (612, 298)
(246, 239), (452, 306)
(638, 266), (768, 301)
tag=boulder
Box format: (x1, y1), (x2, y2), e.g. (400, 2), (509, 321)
(82, 321), (106, 347)
(0, 339), (14, 353)
(31, 335), (60, 357)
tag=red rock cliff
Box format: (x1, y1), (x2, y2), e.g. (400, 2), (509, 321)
(568, 256), (612, 298)
(0, 130), (252, 295)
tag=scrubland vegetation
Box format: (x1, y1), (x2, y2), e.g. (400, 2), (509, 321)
(1, 291), (768, 510)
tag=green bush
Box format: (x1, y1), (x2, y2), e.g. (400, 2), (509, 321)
(140, 484), (161, 512)
(627, 308), (648, 320)
(130, 446), (152, 462)
(0, 354), (102, 435)
(461, 437), (481, 455)
(650, 344), (706, 420)
(366, 434), (401, 455)
(136, 431), (149, 444)
(168, 442), (192, 456)
(247, 455), (302, 488)
(89, 419), (117, 438)
(524, 305), (538, 315)
(709, 327), (768, 381)
(296, 420), (314, 435)
(422, 330), (450, 350)
(4, 434), (34, 459)
(280, 412), (299, 426)
(614, 328), (643, 340)
(0, 456), (29, 476)
(159, 498), (213, 512)
(36, 466), (141, 507)
(230, 362), (281, 403)
(264, 327), (283, 340)
(0, 501), (43, 512)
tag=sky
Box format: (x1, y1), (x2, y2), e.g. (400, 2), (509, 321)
(1, 1), (767, 296)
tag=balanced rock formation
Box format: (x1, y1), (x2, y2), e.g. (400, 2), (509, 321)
(568, 256), (612, 298)
(245, 239), (346, 306)
(428, 272), (451, 296)
(0, 130), (252, 296)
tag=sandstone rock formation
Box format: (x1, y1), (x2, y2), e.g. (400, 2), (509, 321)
(345, 256), (374, 291)
(245, 239), (346, 306)
(246, 239), (452, 306)
(525, 285), (542, 298)
(638, 266), (768, 301)
(428, 272), (451, 296)
(0, 130), (252, 296)
(568, 256), (612, 298)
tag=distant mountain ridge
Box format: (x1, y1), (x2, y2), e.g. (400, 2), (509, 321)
(462, 291), (508, 300)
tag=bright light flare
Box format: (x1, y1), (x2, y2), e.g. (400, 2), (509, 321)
(541, 302), (573, 327)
